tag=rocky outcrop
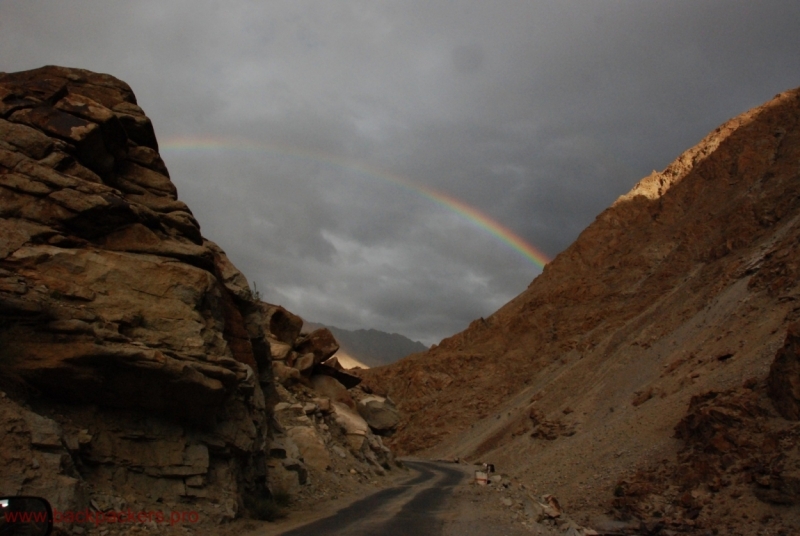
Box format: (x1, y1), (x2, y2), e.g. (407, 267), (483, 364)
(767, 322), (800, 420)
(0, 65), (401, 533)
(356, 395), (400, 435)
(266, 320), (363, 390)
(262, 303), (303, 345)
(0, 66), (271, 526)
(294, 328), (340, 366)
(263, 316), (399, 498)
(265, 377), (398, 496)
(612, 383), (800, 531)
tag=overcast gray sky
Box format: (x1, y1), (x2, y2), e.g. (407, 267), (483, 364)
(3, 1), (799, 345)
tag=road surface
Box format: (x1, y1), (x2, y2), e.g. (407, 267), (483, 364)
(277, 461), (465, 536)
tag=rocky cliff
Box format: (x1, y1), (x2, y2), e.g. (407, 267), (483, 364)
(364, 88), (800, 533)
(0, 66), (400, 534)
(0, 64), (275, 527)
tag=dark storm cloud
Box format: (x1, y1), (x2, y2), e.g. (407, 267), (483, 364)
(3, 0), (799, 344)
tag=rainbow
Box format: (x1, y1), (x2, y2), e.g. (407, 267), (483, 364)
(161, 136), (551, 269)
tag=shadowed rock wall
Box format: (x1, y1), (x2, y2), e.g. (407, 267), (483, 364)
(0, 66), (272, 524)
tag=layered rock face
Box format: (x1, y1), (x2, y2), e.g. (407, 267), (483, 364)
(0, 66), (271, 523)
(0, 66), (403, 532)
(364, 88), (800, 532)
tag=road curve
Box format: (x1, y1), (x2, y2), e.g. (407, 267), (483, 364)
(278, 461), (465, 536)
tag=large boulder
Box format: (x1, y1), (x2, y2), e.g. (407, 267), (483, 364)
(286, 426), (331, 472)
(269, 339), (293, 361)
(357, 395), (400, 434)
(316, 362), (363, 389)
(310, 375), (356, 410)
(294, 328), (339, 367)
(331, 402), (370, 452)
(294, 352), (317, 375)
(261, 303), (303, 344)
(272, 361), (302, 386)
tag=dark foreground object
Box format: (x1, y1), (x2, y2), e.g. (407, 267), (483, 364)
(0, 496), (53, 536)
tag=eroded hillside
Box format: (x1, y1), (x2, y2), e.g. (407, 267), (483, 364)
(363, 88), (800, 534)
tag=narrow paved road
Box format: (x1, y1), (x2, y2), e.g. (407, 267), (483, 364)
(278, 461), (465, 536)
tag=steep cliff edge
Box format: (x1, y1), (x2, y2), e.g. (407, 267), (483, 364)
(0, 65), (274, 525)
(364, 88), (800, 532)
(0, 66), (402, 534)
